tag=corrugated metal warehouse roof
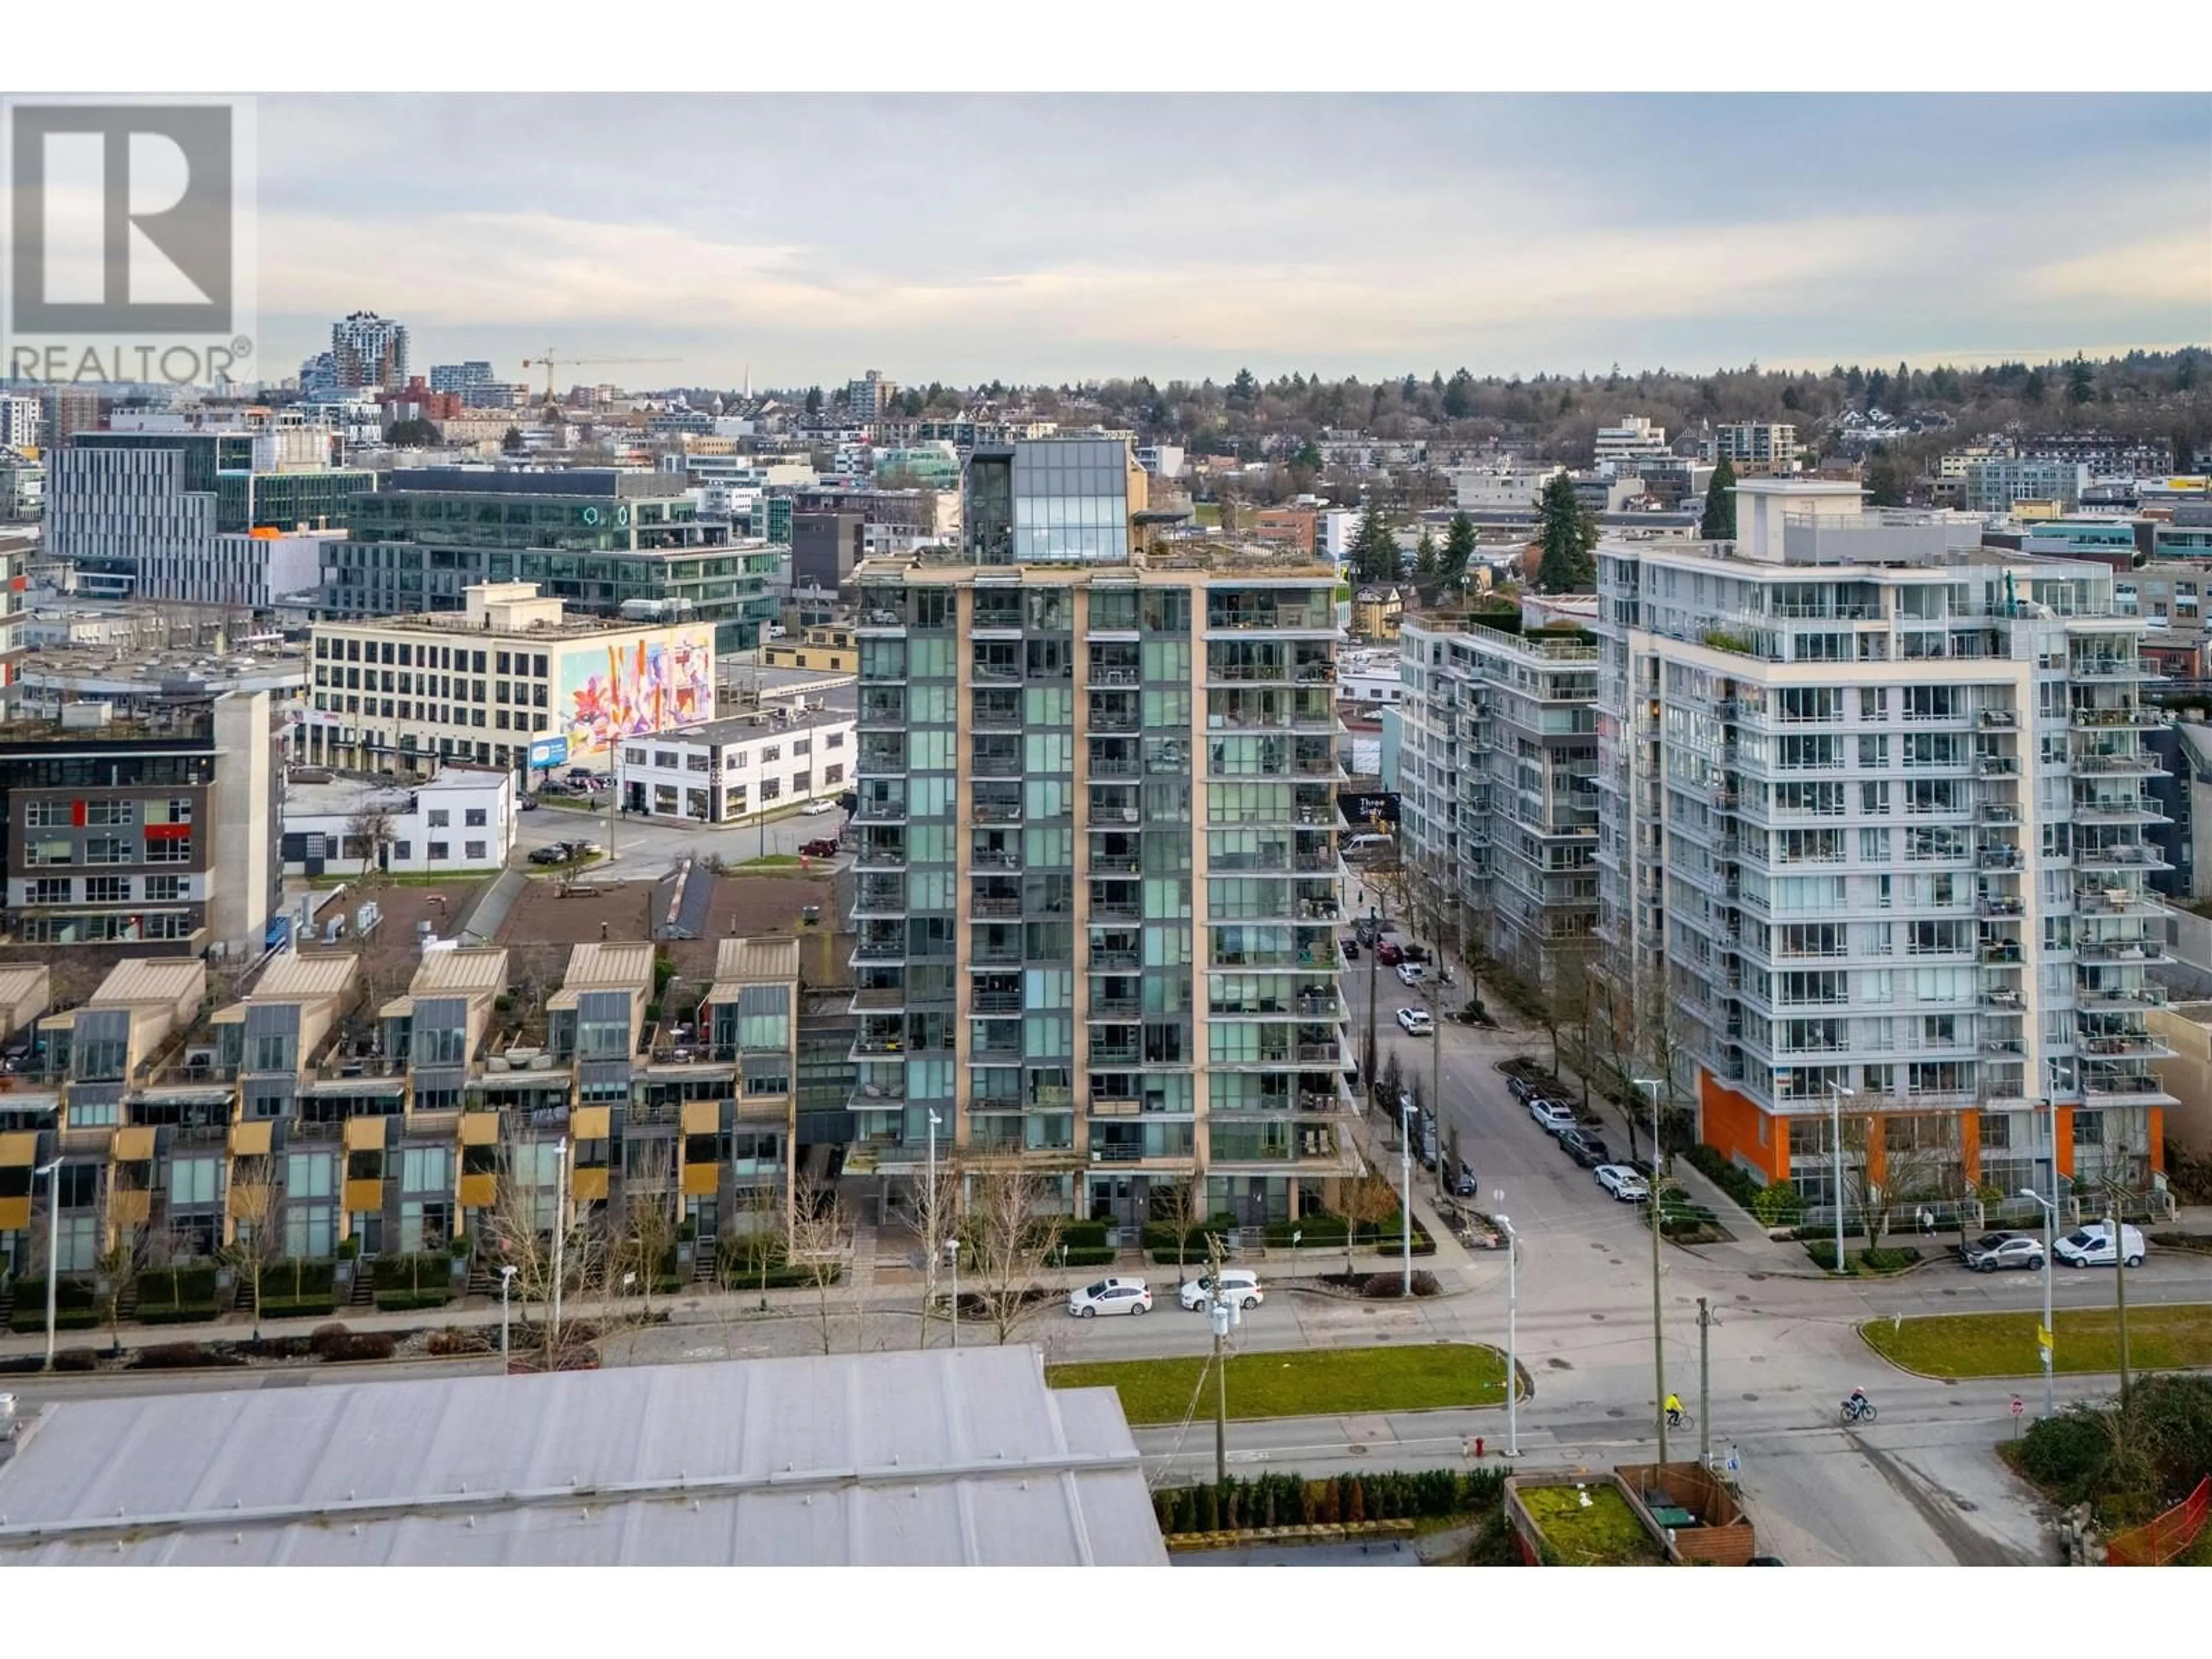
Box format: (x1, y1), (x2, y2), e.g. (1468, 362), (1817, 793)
(0, 1348), (1166, 1567)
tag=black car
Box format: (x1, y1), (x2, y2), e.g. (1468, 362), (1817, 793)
(1341, 937), (1360, 960)
(527, 844), (570, 866)
(1559, 1128), (1611, 1168)
(1453, 1161), (1479, 1198)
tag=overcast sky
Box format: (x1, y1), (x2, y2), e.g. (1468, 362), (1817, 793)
(255, 93), (2210, 392)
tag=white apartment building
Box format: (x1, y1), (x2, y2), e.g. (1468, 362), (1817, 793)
(1595, 415), (1671, 470)
(1453, 465), (1563, 510)
(280, 766), (516, 876)
(303, 583), (716, 783)
(1397, 614), (1601, 986)
(1596, 479), (2172, 1224)
(1714, 423), (1798, 473)
(615, 701), (855, 823)
(1966, 458), (2089, 513)
(1, 393), (41, 452)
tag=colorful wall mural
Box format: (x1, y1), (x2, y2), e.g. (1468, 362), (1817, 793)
(559, 627), (715, 760)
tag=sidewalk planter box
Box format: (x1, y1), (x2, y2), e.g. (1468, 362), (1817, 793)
(372, 1253), (457, 1312)
(137, 1266), (222, 1325)
(256, 1260), (338, 1319)
(1503, 1464), (1758, 1566)
(7, 1275), (100, 1332)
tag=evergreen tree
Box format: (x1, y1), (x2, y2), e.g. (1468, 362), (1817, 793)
(1535, 474), (1597, 593)
(1699, 456), (1738, 540)
(1414, 529), (1440, 583)
(804, 385), (823, 415)
(2022, 369), (2046, 404)
(500, 426), (524, 455)
(1350, 506), (1399, 585)
(2067, 357), (2096, 405)
(1441, 512), (1478, 594)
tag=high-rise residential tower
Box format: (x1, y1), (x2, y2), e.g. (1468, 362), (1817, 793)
(1594, 479), (2171, 1221)
(331, 310), (410, 391)
(847, 439), (1355, 1226)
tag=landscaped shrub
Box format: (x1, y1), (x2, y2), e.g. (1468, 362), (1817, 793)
(1683, 1145), (1762, 1211)
(309, 1321), (354, 1359)
(1058, 1219), (1111, 1249)
(372, 1290), (454, 1312)
(7, 1275), (100, 1332)
(52, 1347), (100, 1372)
(133, 1340), (241, 1371)
(426, 1326), (479, 1357)
(325, 1332), (397, 1362)
(139, 1265), (219, 1310)
(1859, 1246), (1923, 1272)
(1055, 1246), (1117, 1268)
(1751, 1180), (1805, 1229)
(2021, 1409), (2118, 1502)
(1152, 1468), (1506, 1535)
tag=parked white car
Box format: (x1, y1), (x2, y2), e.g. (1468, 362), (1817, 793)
(1528, 1099), (1576, 1134)
(1395, 1006), (1433, 1036)
(801, 798), (836, 815)
(1179, 1271), (1264, 1312)
(1067, 1277), (1153, 1317)
(1594, 1164), (1650, 1202)
(2054, 1224), (2145, 1269)
(1395, 962), (1427, 986)
(1960, 1233), (2045, 1273)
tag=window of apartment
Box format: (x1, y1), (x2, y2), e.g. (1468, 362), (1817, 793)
(464, 808), (486, 828)
(686, 752), (710, 772)
(145, 836), (191, 863)
(427, 842), (449, 861)
(143, 874), (184, 900)
(426, 809), (449, 828)
(85, 876), (128, 904)
(761, 779), (782, 802)
(28, 876), (71, 905)
(825, 730), (845, 749)
(146, 798), (192, 824)
(84, 800), (136, 825)
(23, 838), (71, 866)
(654, 751), (677, 768)
(464, 840), (486, 861)
(760, 744), (781, 763)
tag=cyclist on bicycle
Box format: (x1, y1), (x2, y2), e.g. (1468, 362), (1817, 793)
(1664, 1392), (1685, 1424)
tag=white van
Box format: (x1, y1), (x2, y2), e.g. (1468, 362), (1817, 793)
(2054, 1222), (2146, 1268)
(1343, 832), (1393, 857)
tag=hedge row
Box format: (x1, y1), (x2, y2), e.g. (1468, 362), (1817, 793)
(138, 1302), (225, 1325)
(1152, 1468), (1506, 1535)
(1805, 1241), (1924, 1273)
(372, 1289), (454, 1312)
(1683, 1145), (1763, 1213)
(372, 1254), (458, 1292)
(257, 1296), (340, 1319)
(139, 1266), (219, 1309)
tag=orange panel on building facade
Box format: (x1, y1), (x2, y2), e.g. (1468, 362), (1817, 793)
(1698, 1071), (1784, 1183)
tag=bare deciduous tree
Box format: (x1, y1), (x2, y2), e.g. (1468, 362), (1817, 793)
(219, 1158), (289, 1343)
(346, 807), (397, 886)
(787, 1179), (852, 1355)
(482, 1133), (616, 1371)
(612, 1139), (681, 1319)
(96, 1223), (165, 1353)
(1336, 1172), (1402, 1279)
(1152, 1171), (1202, 1287)
(911, 1153), (957, 1349)
(963, 1164), (1063, 1345)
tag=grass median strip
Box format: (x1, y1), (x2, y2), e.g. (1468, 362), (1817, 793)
(1046, 1341), (1509, 1425)
(1862, 1303), (2212, 1378)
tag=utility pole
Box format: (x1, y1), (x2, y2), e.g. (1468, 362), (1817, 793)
(1497, 1211), (1520, 1457)
(1697, 1298), (1713, 1467)
(2109, 1203), (2133, 1409)
(1400, 1099), (1414, 1298)
(1206, 1230), (1237, 1484)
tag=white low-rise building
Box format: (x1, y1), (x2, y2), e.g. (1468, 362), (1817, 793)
(279, 765), (516, 877)
(615, 700), (855, 823)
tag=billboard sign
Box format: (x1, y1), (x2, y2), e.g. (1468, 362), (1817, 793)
(528, 734), (569, 770)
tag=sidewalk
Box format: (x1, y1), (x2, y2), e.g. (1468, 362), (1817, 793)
(0, 1235), (1478, 1361)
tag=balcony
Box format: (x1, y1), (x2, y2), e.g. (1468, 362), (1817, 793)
(853, 797), (908, 823)
(973, 801), (1024, 825)
(972, 893), (1022, 918)
(853, 934), (907, 963)
(1089, 853), (1141, 874)
(2073, 707), (2159, 729)
(1089, 945), (1141, 971)
(971, 988), (1022, 1014)
(971, 847), (1022, 871)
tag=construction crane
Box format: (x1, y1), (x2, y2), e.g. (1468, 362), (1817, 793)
(520, 351), (681, 404)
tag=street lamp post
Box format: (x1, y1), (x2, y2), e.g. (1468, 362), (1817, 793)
(550, 1142), (569, 1353)
(1363, 903), (1383, 1106)
(1634, 1077), (1668, 1464)
(2020, 1186), (2057, 1419)
(1496, 1210), (1520, 1457)
(1399, 1100), (1414, 1298)
(498, 1263), (518, 1371)
(1825, 1080), (1857, 1274)
(33, 1157), (60, 1374)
